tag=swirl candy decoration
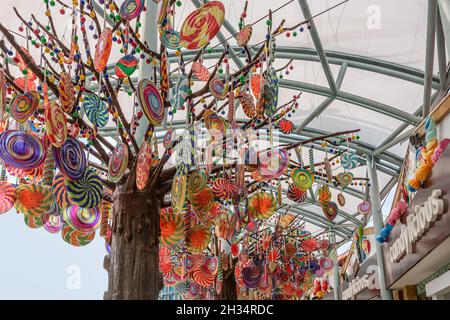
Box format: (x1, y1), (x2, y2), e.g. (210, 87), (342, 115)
(340, 153), (359, 170)
(66, 169), (103, 209)
(58, 72), (75, 112)
(324, 158), (333, 181)
(0, 130), (45, 170)
(322, 201), (338, 221)
(163, 128), (174, 149)
(242, 266), (261, 289)
(189, 187), (214, 213)
(14, 184), (52, 216)
(115, 55), (138, 79)
(319, 257), (334, 271)
(291, 168), (314, 191)
(238, 93), (256, 118)
(52, 172), (72, 206)
(212, 177), (237, 200)
(287, 183), (306, 203)
(160, 213), (184, 245)
(336, 172), (353, 188)
(0, 181), (16, 214)
(209, 78), (228, 100)
(63, 205), (101, 232)
(278, 118), (294, 134)
(257, 148), (289, 179)
(171, 174), (187, 214)
(236, 25), (252, 47)
(263, 68), (278, 117)
(45, 101), (67, 147)
(250, 73), (264, 99)
(136, 140), (152, 191)
(318, 184), (332, 205)
(203, 110), (227, 140)
(61, 224), (95, 247)
(119, 0), (145, 21)
(180, 1), (225, 50)
(185, 225), (211, 253)
(83, 93), (109, 128)
(247, 192), (276, 220)
(188, 170), (207, 195)
(357, 200), (372, 216)
(337, 193), (346, 207)
(9, 91), (39, 123)
(170, 76), (189, 110)
(43, 213), (64, 234)
(138, 79), (165, 125)
(108, 144), (129, 183)
(94, 28), (113, 72)
(161, 29), (181, 50)
(53, 137), (87, 180)
(192, 61), (210, 81)
(24, 213), (44, 229)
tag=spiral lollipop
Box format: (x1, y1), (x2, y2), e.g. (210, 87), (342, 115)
(115, 54), (138, 79)
(257, 148), (289, 179)
(209, 78), (228, 100)
(66, 169), (103, 209)
(108, 144), (129, 183)
(52, 172), (72, 206)
(119, 0), (144, 21)
(61, 224), (95, 247)
(83, 94), (109, 128)
(180, 1), (225, 50)
(45, 101), (67, 148)
(319, 257), (334, 271)
(161, 29), (181, 50)
(250, 74), (264, 99)
(188, 170), (207, 195)
(0, 130), (45, 170)
(15, 184), (52, 216)
(278, 118), (294, 134)
(192, 61), (210, 81)
(322, 202), (338, 221)
(160, 213), (184, 245)
(238, 93), (255, 118)
(171, 174), (187, 214)
(357, 200), (372, 215)
(242, 266), (261, 289)
(236, 25), (252, 47)
(9, 91), (39, 123)
(24, 212), (44, 229)
(247, 192), (276, 220)
(340, 153), (359, 170)
(287, 183), (307, 203)
(185, 225), (211, 253)
(212, 177), (237, 200)
(94, 28), (112, 72)
(63, 204), (101, 232)
(58, 72), (75, 112)
(43, 213), (64, 234)
(0, 181), (16, 214)
(53, 137), (86, 180)
(318, 184), (331, 205)
(291, 168), (314, 191)
(136, 140), (152, 191)
(137, 79), (165, 126)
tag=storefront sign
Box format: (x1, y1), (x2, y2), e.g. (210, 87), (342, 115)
(389, 189), (445, 263)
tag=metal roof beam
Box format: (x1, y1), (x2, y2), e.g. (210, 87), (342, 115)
(423, 0), (438, 117)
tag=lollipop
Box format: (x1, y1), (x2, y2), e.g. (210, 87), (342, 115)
(247, 192), (276, 220)
(324, 158), (333, 180)
(238, 93), (255, 118)
(212, 177), (237, 200)
(52, 172), (72, 206)
(119, 0), (144, 21)
(336, 172), (353, 188)
(0, 181), (16, 214)
(63, 204), (101, 232)
(83, 93), (109, 128)
(341, 153), (359, 170)
(203, 110), (227, 140)
(160, 213), (184, 245)
(257, 148), (289, 179)
(136, 140), (152, 191)
(115, 54), (138, 78)
(242, 266), (261, 289)
(236, 25), (252, 47)
(43, 213), (64, 233)
(53, 137), (87, 180)
(263, 68), (278, 116)
(169, 76), (189, 110)
(185, 225), (211, 253)
(163, 128), (174, 149)
(291, 168), (314, 191)
(0, 130), (45, 170)
(171, 174), (187, 214)
(357, 200), (372, 215)
(180, 1), (225, 50)
(66, 169), (103, 209)
(250, 73), (264, 99)
(318, 184), (331, 205)
(192, 61), (210, 81)
(319, 257), (334, 271)
(9, 91), (39, 123)
(137, 79), (165, 125)
(58, 72), (75, 112)
(61, 224), (95, 247)
(13, 77), (36, 92)
(188, 170), (207, 195)
(287, 183), (307, 203)
(209, 78), (228, 100)
(108, 144), (129, 183)
(24, 212), (44, 229)
(45, 101), (67, 147)
(322, 202), (338, 221)
(161, 29), (181, 50)
(278, 118), (294, 134)
(94, 28), (113, 72)
(337, 193), (346, 206)
(189, 187), (214, 212)
(14, 184), (52, 216)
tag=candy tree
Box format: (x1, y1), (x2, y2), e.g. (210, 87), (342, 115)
(0, 0), (369, 300)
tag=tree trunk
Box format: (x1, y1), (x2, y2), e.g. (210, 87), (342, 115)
(103, 183), (163, 300)
(219, 266), (237, 300)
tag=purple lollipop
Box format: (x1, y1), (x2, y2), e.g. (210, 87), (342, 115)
(0, 130), (45, 170)
(63, 204), (101, 233)
(43, 213), (64, 234)
(53, 137), (86, 180)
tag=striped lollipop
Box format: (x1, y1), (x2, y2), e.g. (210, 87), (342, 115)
(137, 79), (164, 126)
(9, 91), (39, 123)
(83, 94), (109, 128)
(161, 29), (181, 50)
(52, 172), (72, 206)
(0, 131), (45, 170)
(169, 76), (189, 110)
(94, 28), (112, 73)
(247, 192), (276, 220)
(188, 170), (207, 195)
(63, 204), (101, 232)
(287, 183), (307, 203)
(58, 72), (75, 112)
(209, 78), (228, 100)
(160, 213), (184, 245)
(53, 137), (86, 180)
(45, 101), (67, 147)
(108, 143), (129, 183)
(291, 168), (314, 191)
(257, 148), (289, 179)
(15, 184), (52, 216)
(322, 202), (338, 221)
(24, 212), (44, 229)
(238, 93), (255, 118)
(236, 25), (252, 47)
(61, 224), (95, 247)
(66, 169), (103, 209)
(185, 225), (211, 253)
(250, 73), (264, 99)
(115, 54), (138, 79)
(341, 153), (359, 170)
(192, 61), (210, 82)
(119, 0), (144, 21)
(212, 177), (237, 200)
(136, 140), (152, 191)
(43, 213), (64, 234)
(171, 174), (187, 214)
(0, 181), (16, 214)
(278, 118), (294, 134)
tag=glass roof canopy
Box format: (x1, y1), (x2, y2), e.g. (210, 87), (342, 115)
(0, 0), (443, 244)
